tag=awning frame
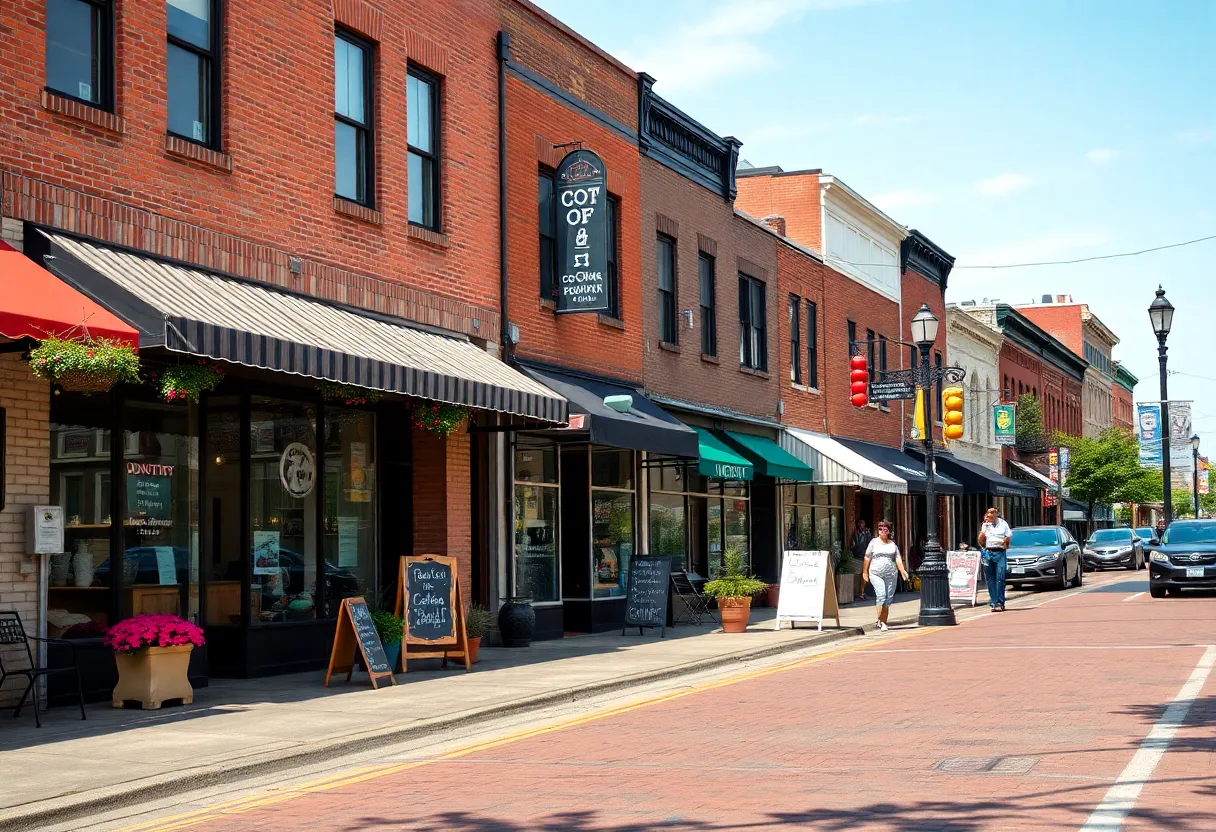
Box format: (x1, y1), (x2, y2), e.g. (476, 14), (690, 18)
(783, 428), (908, 494)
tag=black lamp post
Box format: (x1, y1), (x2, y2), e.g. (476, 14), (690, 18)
(912, 303), (956, 627)
(1148, 286), (1175, 523)
(1192, 434), (1201, 519)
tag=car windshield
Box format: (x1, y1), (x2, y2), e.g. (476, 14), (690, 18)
(1162, 523), (1216, 546)
(1011, 528), (1059, 547)
(1089, 529), (1132, 544)
(1135, 528), (1156, 540)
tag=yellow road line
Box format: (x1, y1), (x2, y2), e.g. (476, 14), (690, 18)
(116, 625), (938, 832)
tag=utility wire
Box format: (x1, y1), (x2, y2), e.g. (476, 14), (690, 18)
(823, 232), (1216, 270)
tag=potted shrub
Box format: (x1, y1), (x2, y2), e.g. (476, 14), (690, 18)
(103, 614), (204, 709)
(702, 551), (768, 633)
(29, 335), (140, 393)
(371, 609), (405, 672)
(833, 548), (857, 603)
(465, 603), (489, 664)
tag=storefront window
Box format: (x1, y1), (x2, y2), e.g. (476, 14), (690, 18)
(49, 394), (115, 639)
(514, 443), (558, 603)
(204, 397), (242, 626)
(783, 484), (845, 560)
(592, 449), (635, 598)
(723, 486), (749, 566)
(120, 399), (199, 623)
(322, 408), (375, 617)
(649, 460), (712, 576)
(649, 493), (685, 573)
(249, 398), (318, 624)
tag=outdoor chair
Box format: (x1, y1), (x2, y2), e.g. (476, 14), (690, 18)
(0, 610), (86, 727)
(670, 571), (717, 626)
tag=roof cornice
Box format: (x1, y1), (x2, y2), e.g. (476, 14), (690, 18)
(820, 175), (907, 243)
(947, 305), (1003, 349)
(638, 74), (741, 200)
(901, 229), (955, 295)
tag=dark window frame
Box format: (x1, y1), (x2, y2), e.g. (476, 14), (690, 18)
(45, 0), (115, 112)
(847, 320), (857, 359)
(333, 28), (375, 207)
(657, 233), (678, 345)
(878, 334), (888, 406)
(739, 273), (767, 371)
(865, 328), (876, 386)
(698, 252), (717, 357)
(407, 64), (441, 231)
(166, 0), (222, 149)
(788, 294), (801, 384)
(935, 351), (944, 417)
(605, 195), (620, 319)
(538, 168), (557, 300)
(805, 300), (818, 388)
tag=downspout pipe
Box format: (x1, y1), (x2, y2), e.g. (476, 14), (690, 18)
(497, 31), (512, 362)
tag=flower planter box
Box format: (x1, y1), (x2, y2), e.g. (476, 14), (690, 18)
(112, 645), (195, 710)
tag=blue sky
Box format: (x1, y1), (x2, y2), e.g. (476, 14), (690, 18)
(534, 0), (1216, 446)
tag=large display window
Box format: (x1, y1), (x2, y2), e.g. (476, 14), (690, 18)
(648, 459), (749, 579)
(514, 442), (559, 603)
(591, 449), (635, 599)
(322, 408), (376, 614)
(782, 484), (845, 557)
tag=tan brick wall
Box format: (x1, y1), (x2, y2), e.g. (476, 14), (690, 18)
(0, 352), (51, 704)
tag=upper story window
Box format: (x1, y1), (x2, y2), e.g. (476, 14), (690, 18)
(847, 320), (857, 361)
(657, 234), (677, 344)
(167, 0), (220, 147)
(46, 0), (113, 110)
(538, 170), (557, 300)
(407, 67), (440, 230)
(805, 301), (818, 389)
(605, 196), (620, 319)
(739, 274), (767, 371)
(699, 253), (716, 357)
(334, 31), (374, 206)
(788, 295), (801, 383)
(865, 329), (876, 387)
(878, 334), (888, 405)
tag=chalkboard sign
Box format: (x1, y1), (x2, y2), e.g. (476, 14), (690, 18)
(324, 596), (396, 689)
(622, 555), (670, 637)
(403, 556), (456, 644)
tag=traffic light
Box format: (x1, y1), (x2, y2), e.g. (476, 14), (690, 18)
(942, 386), (965, 441)
(850, 353), (868, 407)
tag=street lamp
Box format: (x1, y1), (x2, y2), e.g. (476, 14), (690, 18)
(1149, 286), (1174, 523)
(1193, 434), (1201, 519)
(911, 303), (956, 627)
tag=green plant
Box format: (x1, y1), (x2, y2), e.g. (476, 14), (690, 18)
(154, 361), (224, 403)
(465, 603), (490, 639)
(702, 550), (768, 600)
(29, 336), (140, 390)
(320, 381), (383, 406)
(1015, 393), (1047, 452)
(371, 610), (404, 645)
(413, 402), (468, 436)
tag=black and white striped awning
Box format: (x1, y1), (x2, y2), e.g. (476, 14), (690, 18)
(39, 231), (566, 423)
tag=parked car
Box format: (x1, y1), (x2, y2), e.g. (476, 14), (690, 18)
(1082, 527), (1145, 571)
(1149, 520), (1216, 598)
(1135, 527), (1162, 551)
(1005, 526), (1083, 590)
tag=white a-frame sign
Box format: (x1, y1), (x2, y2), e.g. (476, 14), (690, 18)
(774, 550), (841, 631)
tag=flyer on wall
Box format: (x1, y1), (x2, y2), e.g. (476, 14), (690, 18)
(252, 530), (282, 576)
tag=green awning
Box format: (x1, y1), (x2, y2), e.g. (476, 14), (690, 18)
(722, 430), (815, 482)
(695, 428), (754, 481)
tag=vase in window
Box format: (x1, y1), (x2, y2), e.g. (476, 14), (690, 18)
(71, 540), (95, 587)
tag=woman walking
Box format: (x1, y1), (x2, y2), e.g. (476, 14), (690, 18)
(862, 519), (909, 631)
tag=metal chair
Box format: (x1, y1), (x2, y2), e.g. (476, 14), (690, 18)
(0, 610), (86, 727)
(670, 571), (717, 626)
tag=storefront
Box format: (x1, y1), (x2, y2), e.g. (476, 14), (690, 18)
(904, 450), (1039, 548)
(25, 230), (564, 697)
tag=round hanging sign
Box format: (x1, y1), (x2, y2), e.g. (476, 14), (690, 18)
(279, 442), (316, 498)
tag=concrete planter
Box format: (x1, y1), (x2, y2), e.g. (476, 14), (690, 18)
(112, 645), (194, 710)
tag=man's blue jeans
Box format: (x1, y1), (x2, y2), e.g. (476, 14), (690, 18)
(983, 549), (1007, 607)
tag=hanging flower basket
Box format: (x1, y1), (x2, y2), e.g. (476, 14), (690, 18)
(319, 381), (383, 407)
(152, 361), (225, 403)
(413, 403), (469, 437)
(29, 336), (140, 393)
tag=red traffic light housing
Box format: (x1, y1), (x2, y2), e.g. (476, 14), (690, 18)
(850, 353), (868, 408)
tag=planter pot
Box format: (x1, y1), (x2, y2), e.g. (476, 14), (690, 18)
(836, 573), (856, 603)
(55, 369), (121, 393)
(383, 641), (402, 673)
(765, 584), (780, 608)
(498, 598), (535, 648)
(112, 644), (194, 709)
(467, 636), (482, 664)
(717, 597), (752, 633)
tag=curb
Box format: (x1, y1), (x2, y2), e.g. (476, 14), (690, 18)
(2, 622), (870, 831)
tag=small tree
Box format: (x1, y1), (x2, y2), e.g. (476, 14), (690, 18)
(1055, 429), (1163, 532)
(1016, 394), (1047, 452)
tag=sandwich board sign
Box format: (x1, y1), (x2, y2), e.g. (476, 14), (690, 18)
(774, 550), (840, 631)
(947, 549), (981, 606)
(394, 555), (472, 673)
(324, 596), (396, 689)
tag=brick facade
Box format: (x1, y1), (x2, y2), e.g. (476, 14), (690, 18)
(775, 243), (829, 433)
(734, 169), (824, 251)
(412, 426), (473, 602)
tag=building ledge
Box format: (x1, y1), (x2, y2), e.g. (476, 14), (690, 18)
(41, 89), (125, 135)
(659, 340), (681, 354)
(164, 134), (233, 173)
(408, 223), (449, 247)
(598, 314), (625, 331)
(333, 198), (384, 225)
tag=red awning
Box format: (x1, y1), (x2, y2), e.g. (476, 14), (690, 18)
(0, 240), (138, 345)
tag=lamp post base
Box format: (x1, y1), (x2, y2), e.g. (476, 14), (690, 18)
(917, 542), (957, 627)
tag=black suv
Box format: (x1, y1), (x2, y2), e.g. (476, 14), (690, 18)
(1149, 520), (1216, 597)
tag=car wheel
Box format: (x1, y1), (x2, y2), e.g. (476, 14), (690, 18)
(1127, 556), (1138, 571)
(1150, 585), (1167, 598)
(1058, 563), (1069, 591)
(1073, 558), (1083, 587)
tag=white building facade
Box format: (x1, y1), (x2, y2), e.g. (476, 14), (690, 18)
(946, 304), (1003, 471)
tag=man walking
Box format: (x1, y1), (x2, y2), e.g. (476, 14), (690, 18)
(978, 507), (1011, 612)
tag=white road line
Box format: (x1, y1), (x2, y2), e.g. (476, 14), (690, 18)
(1124, 592), (1145, 602)
(864, 645), (1190, 654)
(1079, 644), (1216, 832)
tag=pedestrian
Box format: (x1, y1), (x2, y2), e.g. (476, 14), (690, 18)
(852, 518), (872, 560)
(862, 519), (908, 632)
(978, 506), (1012, 611)
(1156, 517), (1167, 540)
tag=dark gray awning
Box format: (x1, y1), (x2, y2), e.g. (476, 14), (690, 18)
(520, 365), (698, 457)
(834, 437), (964, 495)
(904, 450), (1038, 498)
(39, 231), (565, 423)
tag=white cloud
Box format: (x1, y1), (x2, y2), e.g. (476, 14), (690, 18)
(1178, 127), (1215, 146)
(958, 231), (1113, 267)
(871, 188), (938, 210)
(975, 172), (1033, 197)
(1085, 148), (1121, 164)
(619, 0), (894, 96)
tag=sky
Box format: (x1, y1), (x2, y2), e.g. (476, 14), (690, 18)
(533, 0), (1216, 447)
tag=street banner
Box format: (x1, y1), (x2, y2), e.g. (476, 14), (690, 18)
(774, 550), (840, 631)
(993, 404), (1016, 446)
(1137, 403), (1162, 467)
(947, 550), (981, 606)
(1200, 457), (1210, 496)
(1169, 401), (1194, 477)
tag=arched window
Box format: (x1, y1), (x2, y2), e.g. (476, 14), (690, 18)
(969, 374), (980, 442)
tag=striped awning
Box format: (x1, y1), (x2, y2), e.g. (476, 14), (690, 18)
(38, 231), (566, 423)
(783, 428), (908, 493)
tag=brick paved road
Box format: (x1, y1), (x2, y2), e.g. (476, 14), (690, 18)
(148, 575), (1216, 831)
